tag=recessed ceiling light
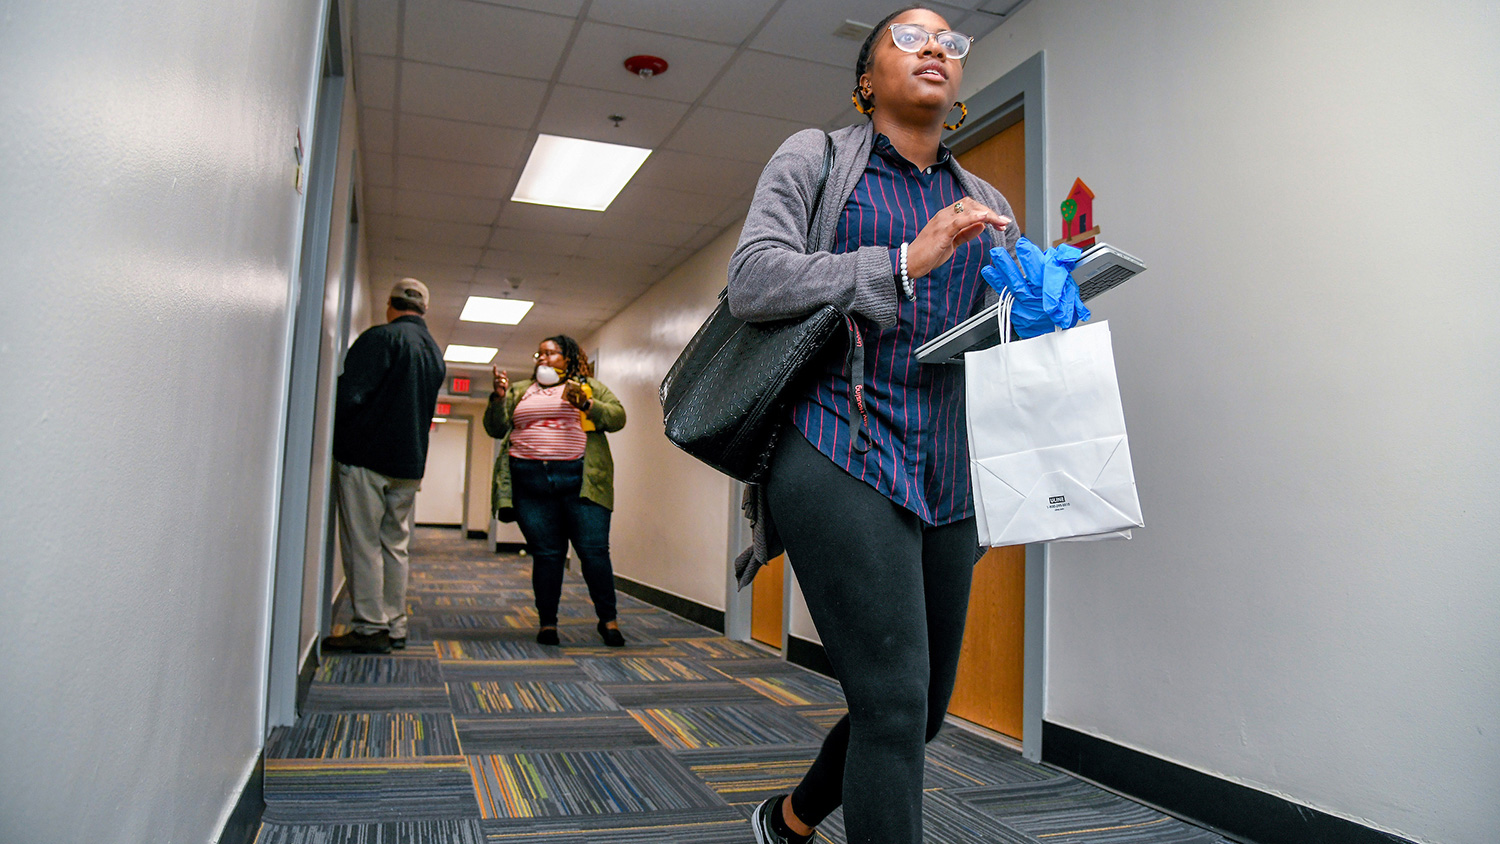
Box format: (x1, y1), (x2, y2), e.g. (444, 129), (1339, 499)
(512, 133), (652, 212)
(460, 296), (534, 325)
(444, 344), (498, 364)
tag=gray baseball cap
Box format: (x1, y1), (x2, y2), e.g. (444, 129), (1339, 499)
(390, 277), (429, 313)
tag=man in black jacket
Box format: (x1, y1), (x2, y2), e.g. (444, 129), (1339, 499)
(324, 278), (447, 654)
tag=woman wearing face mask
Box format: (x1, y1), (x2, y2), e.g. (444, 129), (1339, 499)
(484, 335), (627, 647)
(728, 6), (1018, 844)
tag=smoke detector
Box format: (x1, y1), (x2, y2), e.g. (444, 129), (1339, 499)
(623, 55), (668, 78)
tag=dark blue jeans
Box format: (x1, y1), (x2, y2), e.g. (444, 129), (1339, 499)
(509, 457), (618, 627)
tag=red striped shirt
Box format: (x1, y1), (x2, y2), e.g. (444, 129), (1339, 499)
(788, 134), (988, 525)
(509, 384), (586, 461)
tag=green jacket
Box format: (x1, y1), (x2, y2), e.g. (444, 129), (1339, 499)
(484, 376), (626, 521)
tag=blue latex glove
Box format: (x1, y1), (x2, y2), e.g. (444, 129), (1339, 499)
(980, 237), (1053, 339)
(1041, 243), (1090, 329)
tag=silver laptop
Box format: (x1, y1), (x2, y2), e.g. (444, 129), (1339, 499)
(913, 242), (1145, 364)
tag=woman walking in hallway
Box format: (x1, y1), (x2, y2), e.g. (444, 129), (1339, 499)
(728, 6), (1017, 843)
(485, 335), (628, 647)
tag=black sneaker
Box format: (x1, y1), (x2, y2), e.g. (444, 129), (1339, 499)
(536, 627), (560, 646)
(751, 796), (812, 844)
(390, 636), (407, 650)
(322, 630), (392, 654)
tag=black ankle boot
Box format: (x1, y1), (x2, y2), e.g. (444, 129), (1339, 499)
(536, 627), (559, 646)
(597, 620), (625, 647)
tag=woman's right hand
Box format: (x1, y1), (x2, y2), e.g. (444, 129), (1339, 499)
(492, 365), (509, 395)
(907, 197), (1011, 279)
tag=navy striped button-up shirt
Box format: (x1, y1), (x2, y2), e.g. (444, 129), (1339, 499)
(788, 134), (989, 525)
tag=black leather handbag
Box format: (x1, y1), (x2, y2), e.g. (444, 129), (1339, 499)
(659, 133), (858, 483)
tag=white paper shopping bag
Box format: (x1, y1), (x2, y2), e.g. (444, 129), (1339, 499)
(965, 315), (1143, 546)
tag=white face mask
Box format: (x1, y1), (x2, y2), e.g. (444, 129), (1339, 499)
(534, 364), (561, 386)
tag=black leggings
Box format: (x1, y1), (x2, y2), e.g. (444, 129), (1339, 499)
(765, 430), (977, 844)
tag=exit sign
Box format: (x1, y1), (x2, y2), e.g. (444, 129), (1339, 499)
(435, 402), (452, 416)
(449, 376), (471, 395)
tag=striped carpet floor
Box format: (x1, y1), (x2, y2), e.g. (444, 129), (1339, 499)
(258, 528), (1229, 843)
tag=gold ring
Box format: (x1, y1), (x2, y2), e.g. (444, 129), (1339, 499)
(953, 201), (964, 213)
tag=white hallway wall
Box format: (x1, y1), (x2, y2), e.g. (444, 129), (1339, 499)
(960, 2), (1498, 843)
(0, 2), (326, 843)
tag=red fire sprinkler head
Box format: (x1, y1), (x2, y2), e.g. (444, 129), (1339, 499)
(624, 55), (668, 78)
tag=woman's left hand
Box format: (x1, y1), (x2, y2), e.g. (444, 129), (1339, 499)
(562, 380), (591, 411)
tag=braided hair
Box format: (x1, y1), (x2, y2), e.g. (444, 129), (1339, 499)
(544, 334), (592, 381)
(853, 4), (932, 115)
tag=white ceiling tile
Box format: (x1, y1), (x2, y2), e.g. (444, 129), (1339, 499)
(575, 237), (677, 265)
(629, 149), (762, 198)
(393, 189), (502, 225)
(587, 0), (778, 44)
(389, 240), (484, 266)
(356, 55), (398, 110)
(749, 0), (906, 67)
(487, 228), (587, 256)
(393, 217), (492, 247)
(592, 213), (703, 247)
(703, 50), (850, 125)
(363, 185), (395, 215)
(536, 85), (689, 149)
(663, 106), (805, 164)
(479, 249), (572, 276)
(402, 0), (573, 79)
(352, 0), (399, 56)
(496, 201), (606, 237)
(559, 23), (736, 104)
(385, 260), (476, 284)
(364, 152), (395, 186)
(711, 197), (750, 229)
(395, 156), (513, 198)
(467, 0), (585, 15)
(399, 62), (547, 128)
(360, 107), (395, 154)
(605, 181), (738, 225)
(397, 114), (529, 168)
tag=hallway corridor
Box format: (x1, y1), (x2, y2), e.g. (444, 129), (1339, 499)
(256, 529), (1229, 843)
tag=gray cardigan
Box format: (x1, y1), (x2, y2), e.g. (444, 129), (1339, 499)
(726, 121), (1021, 588)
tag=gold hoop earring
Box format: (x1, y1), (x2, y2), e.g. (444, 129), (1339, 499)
(944, 101), (968, 131)
(852, 88), (873, 115)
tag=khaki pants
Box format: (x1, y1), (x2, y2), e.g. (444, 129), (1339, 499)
(335, 461), (420, 637)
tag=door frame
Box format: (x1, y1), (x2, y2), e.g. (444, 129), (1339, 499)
(944, 50), (1050, 763)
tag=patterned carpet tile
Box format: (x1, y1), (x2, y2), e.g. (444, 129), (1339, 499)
(456, 713), (662, 753)
(924, 727), (1056, 789)
(418, 594), (530, 609)
(262, 758), (479, 821)
(478, 808), (748, 842)
(466, 749), (727, 820)
(561, 644), (685, 658)
(256, 819), (486, 844)
(435, 639), (552, 661)
(628, 705), (826, 750)
(315, 656), (444, 686)
(677, 746), (820, 805)
(794, 705), (848, 730)
(736, 672), (846, 706)
(599, 680), (769, 708)
(441, 659), (592, 682)
(577, 657), (716, 683)
(665, 637), (768, 660)
(449, 680), (620, 715)
(267, 713), (462, 759)
(702, 658), (807, 678)
(302, 684), (453, 713)
(613, 613), (721, 638)
(953, 778), (1228, 842)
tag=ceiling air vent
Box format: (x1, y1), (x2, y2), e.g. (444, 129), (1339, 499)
(832, 19), (873, 41)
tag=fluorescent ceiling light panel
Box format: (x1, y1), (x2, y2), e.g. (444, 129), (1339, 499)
(460, 296), (534, 325)
(512, 134), (652, 212)
(444, 344), (498, 364)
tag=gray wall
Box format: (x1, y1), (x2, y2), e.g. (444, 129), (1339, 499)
(959, 2), (1499, 842)
(0, 1), (326, 841)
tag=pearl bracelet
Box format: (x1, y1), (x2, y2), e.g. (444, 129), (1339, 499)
(898, 241), (915, 300)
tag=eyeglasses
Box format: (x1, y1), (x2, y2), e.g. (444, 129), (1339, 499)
(888, 23), (971, 60)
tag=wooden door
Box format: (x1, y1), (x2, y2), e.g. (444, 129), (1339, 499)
(751, 554), (785, 649)
(950, 118), (1028, 739)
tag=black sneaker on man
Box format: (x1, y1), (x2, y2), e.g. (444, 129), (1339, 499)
(390, 636), (407, 650)
(322, 630), (392, 654)
(751, 795), (813, 844)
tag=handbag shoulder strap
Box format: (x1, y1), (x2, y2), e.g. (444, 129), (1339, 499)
(808, 131), (833, 248)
